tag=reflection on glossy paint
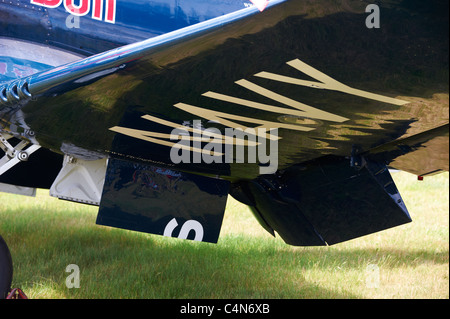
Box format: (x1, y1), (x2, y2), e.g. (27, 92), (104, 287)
(110, 57), (409, 155)
(1, 0), (447, 179)
(250, 0), (269, 12)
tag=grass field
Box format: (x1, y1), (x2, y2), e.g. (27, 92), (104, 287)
(0, 171), (448, 299)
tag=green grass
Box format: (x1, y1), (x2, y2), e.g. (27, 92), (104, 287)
(0, 171), (448, 299)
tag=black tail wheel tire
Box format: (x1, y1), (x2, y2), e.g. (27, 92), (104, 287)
(0, 235), (13, 299)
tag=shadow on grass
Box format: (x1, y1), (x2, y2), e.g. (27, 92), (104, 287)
(2, 208), (447, 299)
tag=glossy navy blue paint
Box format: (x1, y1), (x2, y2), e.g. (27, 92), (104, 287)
(0, 57), (51, 82)
(0, 0), (251, 55)
(241, 156), (412, 246)
(97, 157), (230, 243)
(24, 1), (273, 93)
(1, 0), (447, 179)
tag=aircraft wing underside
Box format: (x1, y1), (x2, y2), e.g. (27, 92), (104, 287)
(0, 0), (448, 245)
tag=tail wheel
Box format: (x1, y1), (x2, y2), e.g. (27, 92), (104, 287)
(0, 235), (13, 299)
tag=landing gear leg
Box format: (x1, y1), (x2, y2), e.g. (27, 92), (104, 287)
(0, 235), (13, 299)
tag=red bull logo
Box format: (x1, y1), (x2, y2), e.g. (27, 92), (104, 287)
(30, 0), (116, 23)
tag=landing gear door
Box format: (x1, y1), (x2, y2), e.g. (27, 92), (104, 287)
(97, 157), (230, 243)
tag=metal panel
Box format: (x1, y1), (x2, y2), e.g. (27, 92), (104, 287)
(97, 157), (230, 243)
(242, 156), (412, 246)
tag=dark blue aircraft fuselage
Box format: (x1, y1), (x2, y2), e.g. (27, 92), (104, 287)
(1, 0), (249, 56)
(0, 0), (448, 181)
